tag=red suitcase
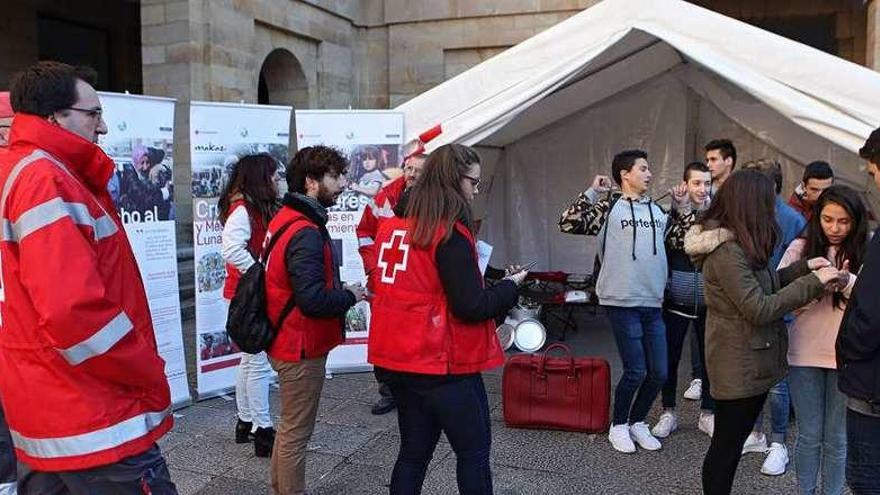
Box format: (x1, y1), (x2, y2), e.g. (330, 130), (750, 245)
(502, 343), (610, 433)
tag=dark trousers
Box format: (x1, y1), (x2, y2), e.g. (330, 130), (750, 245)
(702, 393), (768, 495)
(661, 310), (713, 411)
(846, 407), (880, 494)
(378, 381), (393, 399)
(0, 406), (16, 492)
(17, 444), (177, 495)
(387, 373), (492, 495)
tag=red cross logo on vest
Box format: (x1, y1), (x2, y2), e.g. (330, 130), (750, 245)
(377, 230), (410, 283)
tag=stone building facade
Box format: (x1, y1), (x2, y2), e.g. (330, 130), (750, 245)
(0, 0), (878, 240)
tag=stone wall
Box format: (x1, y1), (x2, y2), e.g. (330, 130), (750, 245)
(0, 0), (142, 91)
(0, 0), (873, 247)
(693, 0), (868, 65)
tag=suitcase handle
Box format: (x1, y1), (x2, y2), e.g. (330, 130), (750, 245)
(537, 343), (575, 377)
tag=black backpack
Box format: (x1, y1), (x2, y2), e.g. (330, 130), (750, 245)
(226, 219), (300, 354)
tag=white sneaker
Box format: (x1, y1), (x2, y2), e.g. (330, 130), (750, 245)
(651, 411), (678, 438)
(608, 424), (636, 453)
(630, 422), (662, 451)
(697, 412), (714, 437)
(741, 431), (768, 454)
(760, 442), (789, 476)
(683, 379), (702, 400)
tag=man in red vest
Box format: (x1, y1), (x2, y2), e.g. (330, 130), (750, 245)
(0, 62), (175, 493)
(356, 139), (426, 415)
(265, 145), (365, 495)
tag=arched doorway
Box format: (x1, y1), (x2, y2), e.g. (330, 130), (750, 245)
(258, 48), (309, 108)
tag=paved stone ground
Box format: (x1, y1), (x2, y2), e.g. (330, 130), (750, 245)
(167, 308), (818, 494)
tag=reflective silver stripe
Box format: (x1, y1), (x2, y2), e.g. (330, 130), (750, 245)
(3, 198), (117, 242)
(10, 409), (169, 459)
(56, 312), (133, 366)
(0, 482), (15, 495)
(0, 151), (45, 226)
(0, 150), (118, 243)
(370, 200), (395, 219)
(358, 237), (375, 247)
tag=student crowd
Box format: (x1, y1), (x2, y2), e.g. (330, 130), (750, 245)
(0, 61), (878, 495)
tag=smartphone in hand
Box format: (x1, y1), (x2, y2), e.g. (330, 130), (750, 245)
(512, 261), (537, 274)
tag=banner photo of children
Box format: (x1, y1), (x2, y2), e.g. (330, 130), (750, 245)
(98, 92), (191, 408)
(294, 110), (404, 373)
(190, 101), (292, 398)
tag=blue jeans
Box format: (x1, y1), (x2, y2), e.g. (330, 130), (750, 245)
(789, 367), (846, 495)
(754, 378), (790, 444)
(846, 407), (880, 494)
(605, 306), (668, 425)
(387, 373), (492, 495)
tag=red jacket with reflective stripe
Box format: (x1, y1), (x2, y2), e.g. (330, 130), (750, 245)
(356, 176), (406, 289)
(368, 218), (503, 374)
(223, 200), (267, 299)
(0, 115), (172, 471)
(265, 206), (344, 362)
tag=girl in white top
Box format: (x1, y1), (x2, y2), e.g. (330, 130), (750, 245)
(219, 154), (280, 458)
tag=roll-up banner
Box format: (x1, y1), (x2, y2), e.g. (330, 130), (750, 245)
(190, 101), (292, 399)
(98, 92), (191, 409)
(294, 110), (404, 374)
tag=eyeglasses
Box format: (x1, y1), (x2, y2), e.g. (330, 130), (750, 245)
(463, 175), (481, 187)
(66, 107), (104, 119)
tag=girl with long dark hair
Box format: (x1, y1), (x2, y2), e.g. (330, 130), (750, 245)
(219, 154), (280, 457)
(683, 170), (843, 495)
(778, 185), (867, 495)
(368, 144), (527, 495)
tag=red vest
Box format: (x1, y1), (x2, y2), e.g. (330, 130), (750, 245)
(368, 217), (503, 374)
(223, 200), (268, 299)
(265, 207), (344, 362)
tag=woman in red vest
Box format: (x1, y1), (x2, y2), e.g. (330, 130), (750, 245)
(219, 154), (280, 457)
(369, 143), (528, 495)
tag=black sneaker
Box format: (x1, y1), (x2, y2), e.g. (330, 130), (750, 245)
(254, 426), (276, 458)
(235, 419), (253, 444)
(371, 396), (396, 415)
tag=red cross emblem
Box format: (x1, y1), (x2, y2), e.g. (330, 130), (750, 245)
(377, 230), (410, 283)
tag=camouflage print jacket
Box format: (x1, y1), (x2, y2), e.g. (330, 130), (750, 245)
(558, 189), (622, 236)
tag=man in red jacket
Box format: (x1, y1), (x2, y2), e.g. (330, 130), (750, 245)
(0, 62), (176, 493)
(266, 145), (365, 495)
(355, 139), (426, 415)
(0, 91), (16, 495)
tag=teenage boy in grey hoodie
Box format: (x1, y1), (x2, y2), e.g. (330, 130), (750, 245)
(560, 149), (688, 454)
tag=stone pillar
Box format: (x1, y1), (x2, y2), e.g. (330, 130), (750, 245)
(868, 0), (880, 70)
(141, 0), (259, 246)
(141, 0), (206, 246)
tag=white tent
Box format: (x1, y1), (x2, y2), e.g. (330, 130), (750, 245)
(396, 0), (880, 272)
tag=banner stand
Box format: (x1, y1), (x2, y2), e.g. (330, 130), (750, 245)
(295, 110), (404, 375)
(190, 101), (293, 400)
(99, 92), (192, 408)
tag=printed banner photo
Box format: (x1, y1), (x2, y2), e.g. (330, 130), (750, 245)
(190, 101), (291, 398)
(98, 92), (191, 409)
(295, 110), (404, 374)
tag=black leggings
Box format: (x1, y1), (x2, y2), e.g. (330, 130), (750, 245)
(702, 393), (768, 495)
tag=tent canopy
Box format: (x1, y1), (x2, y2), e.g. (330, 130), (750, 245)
(396, 0), (880, 272)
